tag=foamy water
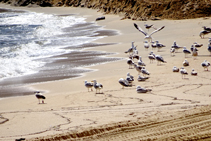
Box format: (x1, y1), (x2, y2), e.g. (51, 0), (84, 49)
(0, 8), (103, 79)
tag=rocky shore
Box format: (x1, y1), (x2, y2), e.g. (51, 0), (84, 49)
(1, 0), (211, 20)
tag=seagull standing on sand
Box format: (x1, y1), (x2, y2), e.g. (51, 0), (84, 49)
(35, 91), (46, 104)
(144, 40), (149, 50)
(201, 60), (210, 71)
(170, 48), (175, 56)
(134, 23), (165, 42)
(125, 41), (136, 55)
(183, 59), (189, 66)
(155, 40), (166, 52)
(172, 66), (179, 72)
(183, 47), (191, 58)
(119, 78), (132, 89)
(171, 41), (183, 52)
(84, 80), (93, 92)
(155, 54), (167, 65)
(191, 46), (198, 59)
(141, 67), (150, 77)
(134, 64), (143, 75)
(127, 58), (134, 69)
(92, 80), (103, 94)
(138, 56), (146, 66)
(126, 72), (134, 84)
(191, 69), (197, 76)
(180, 67), (188, 79)
(193, 42), (203, 48)
(199, 30), (210, 38)
(148, 51), (156, 63)
(136, 85), (152, 93)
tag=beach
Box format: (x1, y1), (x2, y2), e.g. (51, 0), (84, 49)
(1, 4), (211, 141)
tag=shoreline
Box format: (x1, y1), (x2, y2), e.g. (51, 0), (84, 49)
(1, 3), (211, 141)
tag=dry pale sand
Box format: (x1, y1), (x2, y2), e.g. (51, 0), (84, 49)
(1, 4), (211, 141)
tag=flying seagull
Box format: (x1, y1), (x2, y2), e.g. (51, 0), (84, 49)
(134, 23), (165, 42)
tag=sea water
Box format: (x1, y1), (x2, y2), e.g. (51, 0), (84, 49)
(0, 7), (120, 97)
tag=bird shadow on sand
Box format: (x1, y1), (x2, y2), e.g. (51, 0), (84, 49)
(38, 103), (47, 105)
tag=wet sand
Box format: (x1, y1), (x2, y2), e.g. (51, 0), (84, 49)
(1, 3), (211, 141)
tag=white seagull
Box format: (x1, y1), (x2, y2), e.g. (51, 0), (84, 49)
(136, 85), (152, 93)
(180, 67), (188, 79)
(183, 59), (189, 66)
(138, 56), (146, 66)
(144, 40), (149, 50)
(137, 75), (149, 81)
(92, 80), (103, 94)
(201, 60), (210, 71)
(155, 40), (166, 52)
(127, 58), (135, 69)
(35, 91), (46, 104)
(134, 64), (143, 75)
(126, 72), (134, 84)
(84, 80), (93, 92)
(172, 66), (179, 72)
(141, 67), (150, 77)
(134, 23), (165, 42)
(191, 69), (197, 76)
(148, 51), (156, 63)
(171, 41), (183, 52)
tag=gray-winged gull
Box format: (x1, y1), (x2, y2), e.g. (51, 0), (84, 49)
(155, 54), (167, 65)
(136, 85), (152, 93)
(201, 60), (210, 71)
(171, 41), (183, 52)
(119, 78), (132, 89)
(148, 51), (156, 63)
(155, 40), (166, 52)
(137, 75), (149, 81)
(199, 30), (210, 38)
(193, 42), (203, 48)
(180, 67), (188, 79)
(183, 47), (191, 58)
(144, 40), (149, 50)
(134, 23), (165, 42)
(203, 26), (211, 32)
(144, 24), (154, 31)
(141, 67), (150, 77)
(125, 41), (136, 55)
(126, 72), (134, 84)
(138, 56), (146, 66)
(35, 91), (46, 104)
(91, 80), (103, 94)
(134, 64), (143, 75)
(84, 80), (93, 92)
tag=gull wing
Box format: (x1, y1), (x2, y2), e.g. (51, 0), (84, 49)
(134, 23), (147, 36)
(149, 26), (165, 36)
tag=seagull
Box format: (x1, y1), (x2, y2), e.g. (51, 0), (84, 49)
(148, 51), (156, 63)
(183, 47), (191, 58)
(171, 41), (183, 52)
(190, 45), (198, 52)
(136, 85), (152, 93)
(203, 26), (211, 32)
(134, 23), (165, 42)
(141, 67), (150, 77)
(127, 58), (135, 69)
(92, 80), (103, 94)
(180, 67), (188, 79)
(144, 24), (154, 31)
(129, 54), (139, 62)
(137, 75), (149, 81)
(84, 80), (93, 92)
(126, 72), (134, 84)
(199, 30), (210, 38)
(183, 59), (189, 66)
(172, 66), (179, 72)
(138, 56), (146, 66)
(134, 64), (143, 75)
(191, 69), (197, 76)
(155, 54), (167, 65)
(155, 40), (166, 52)
(201, 60), (210, 71)
(125, 41), (136, 55)
(193, 42), (203, 48)
(35, 91), (46, 104)
(144, 40), (150, 50)
(119, 78), (132, 89)
(170, 48), (175, 56)
(151, 41), (157, 50)
(191, 46), (198, 59)
(208, 43), (211, 55)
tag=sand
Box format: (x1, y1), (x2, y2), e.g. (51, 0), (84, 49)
(1, 4), (211, 141)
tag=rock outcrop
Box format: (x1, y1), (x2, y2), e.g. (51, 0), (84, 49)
(1, 0), (211, 20)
